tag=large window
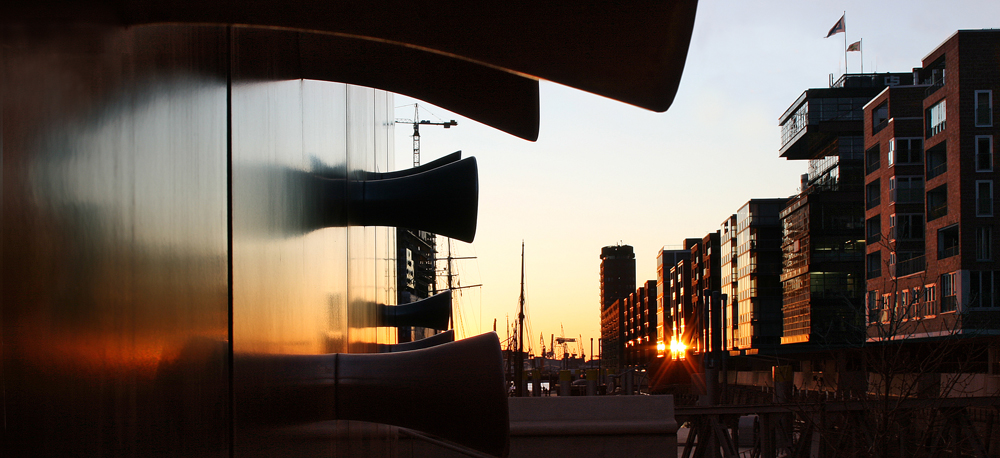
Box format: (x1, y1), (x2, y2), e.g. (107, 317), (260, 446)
(867, 290), (881, 324)
(865, 144), (881, 175)
(977, 180), (993, 217)
(926, 141), (947, 179)
(938, 224), (959, 259)
(927, 99), (946, 137)
(970, 271), (1000, 308)
(941, 272), (957, 312)
(891, 213), (924, 240)
(977, 136), (993, 172)
(924, 284), (938, 315)
(978, 226), (993, 261)
(927, 184), (948, 221)
(976, 90), (993, 127)
(866, 216), (882, 243)
(866, 251), (882, 279)
(889, 138), (923, 165)
(891, 176), (923, 204)
(866, 179), (881, 210)
(873, 101), (889, 133)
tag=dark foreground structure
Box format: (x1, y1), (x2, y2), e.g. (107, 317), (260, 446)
(2, 2), (699, 457)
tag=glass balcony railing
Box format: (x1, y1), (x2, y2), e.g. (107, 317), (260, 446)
(894, 255), (925, 277)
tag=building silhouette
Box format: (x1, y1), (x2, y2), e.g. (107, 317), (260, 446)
(599, 244), (636, 372)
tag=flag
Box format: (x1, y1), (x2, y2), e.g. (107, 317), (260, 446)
(825, 15), (845, 38)
(847, 40), (861, 52)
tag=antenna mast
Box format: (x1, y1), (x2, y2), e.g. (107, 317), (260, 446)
(515, 241), (526, 397)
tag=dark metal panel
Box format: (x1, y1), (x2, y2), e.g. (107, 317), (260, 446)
(2, 25), (230, 456)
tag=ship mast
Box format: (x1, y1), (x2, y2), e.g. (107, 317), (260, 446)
(515, 241), (526, 397)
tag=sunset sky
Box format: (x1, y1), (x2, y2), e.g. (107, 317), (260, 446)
(393, 1), (1000, 358)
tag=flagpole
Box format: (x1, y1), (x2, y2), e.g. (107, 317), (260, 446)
(843, 11), (848, 74)
(861, 38), (864, 74)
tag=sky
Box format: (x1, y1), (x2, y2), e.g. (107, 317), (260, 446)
(392, 1), (1000, 358)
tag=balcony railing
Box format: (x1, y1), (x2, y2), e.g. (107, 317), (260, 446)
(894, 255), (926, 277)
(928, 203), (947, 221)
(925, 80), (944, 98)
(873, 119), (889, 135)
(939, 244), (959, 259)
(867, 267), (882, 279)
(927, 161), (947, 179)
(867, 197), (881, 210)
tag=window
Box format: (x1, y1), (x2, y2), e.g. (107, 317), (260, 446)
(889, 138), (923, 165)
(938, 224), (959, 259)
(977, 136), (993, 172)
(894, 251), (924, 277)
(867, 290), (881, 324)
(891, 176), (923, 203)
(977, 226), (992, 261)
(927, 100), (946, 137)
(924, 284), (938, 315)
(865, 144), (881, 175)
(881, 293), (895, 322)
(941, 272), (957, 312)
(926, 141), (947, 179)
(977, 180), (993, 216)
(976, 90), (993, 127)
(927, 184), (948, 221)
(866, 179), (881, 210)
(866, 216), (882, 243)
(873, 101), (889, 133)
(970, 271), (999, 308)
(891, 214), (924, 240)
(866, 251), (882, 279)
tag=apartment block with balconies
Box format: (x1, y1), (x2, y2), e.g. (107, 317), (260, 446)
(863, 84), (931, 336)
(864, 30), (1000, 341)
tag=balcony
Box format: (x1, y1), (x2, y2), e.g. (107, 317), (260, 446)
(867, 196), (881, 210)
(939, 244), (959, 259)
(873, 119), (889, 135)
(925, 80), (944, 98)
(927, 162), (947, 180)
(894, 255), (925, 277)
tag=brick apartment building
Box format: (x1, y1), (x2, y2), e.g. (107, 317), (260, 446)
(865, 30), (1000, 341)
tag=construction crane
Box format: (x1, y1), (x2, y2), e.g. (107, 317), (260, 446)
(395, 103), (457, 167)
(539, 333), (546, 360)
(554, 324), (576, 360)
